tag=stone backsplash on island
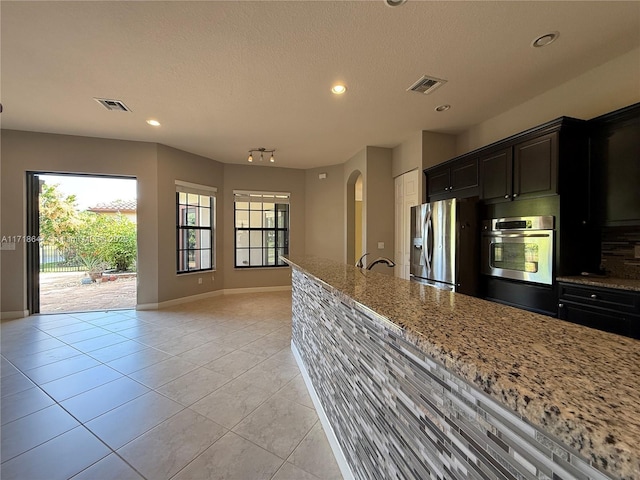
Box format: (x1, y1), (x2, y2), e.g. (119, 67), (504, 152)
(290, 267), (623, 480)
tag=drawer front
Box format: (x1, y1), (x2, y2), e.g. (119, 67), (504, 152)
(558, 283), (640, 314)
(558, 302), (640, 339)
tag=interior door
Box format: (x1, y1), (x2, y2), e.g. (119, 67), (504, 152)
(394, 170), (420, 279)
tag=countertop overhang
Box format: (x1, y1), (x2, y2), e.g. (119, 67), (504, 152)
(284, 255), (640, 479)
(557, 275), (640, 292)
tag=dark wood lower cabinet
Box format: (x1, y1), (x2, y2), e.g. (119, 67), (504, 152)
(481, 276), (558, 317)
(557, 282), (640, 339)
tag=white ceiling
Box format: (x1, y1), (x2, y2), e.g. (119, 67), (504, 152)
(2, 1), (639, 169)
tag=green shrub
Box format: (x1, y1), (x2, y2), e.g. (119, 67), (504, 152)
(73, 213), (137, 272)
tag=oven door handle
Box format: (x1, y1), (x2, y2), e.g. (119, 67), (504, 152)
(484, 233), (552, 239)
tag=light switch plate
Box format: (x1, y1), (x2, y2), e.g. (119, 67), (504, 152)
(634, 245), (640, 259)
(378, 242), (385, 249)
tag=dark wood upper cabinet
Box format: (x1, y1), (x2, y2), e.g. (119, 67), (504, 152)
(479, 133), (558, 203)
(426, 166), (450, 198)
(426, 157), (478, 201)
(451, 158), (479, 194)
(589, 103), (640, 227)
(426, 116), (596, 279)
(514, 132), (558, 199)
(479, 148), (512, 201)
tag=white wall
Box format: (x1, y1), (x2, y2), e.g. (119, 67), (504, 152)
(156, 144), (224, 303)
(457, 47), (640, 155)
(222, 164), (306, 290)
(3, 48), (638, 315)
(0, 130), (308, 316)
(0, 130), (159, 315)
(392, 131), (457, 202)
(392, 132), (422, 179)
(365, 147), (395, 274)
(305, 164), (345, 263)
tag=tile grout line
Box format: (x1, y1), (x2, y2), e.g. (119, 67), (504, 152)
(3, 296), (331, 479)
(278, 418), (324, 480)
(2, 316), (182, 479)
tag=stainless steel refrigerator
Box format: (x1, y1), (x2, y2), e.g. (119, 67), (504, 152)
(410, 198), (478, 295)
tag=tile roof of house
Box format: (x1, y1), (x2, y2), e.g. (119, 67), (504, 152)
(88, 199), (137, 212)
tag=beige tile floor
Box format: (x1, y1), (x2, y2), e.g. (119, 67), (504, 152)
(0, 291), (343, 480)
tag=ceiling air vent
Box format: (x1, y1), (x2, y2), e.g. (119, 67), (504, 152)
(406, 75), (447, 95)
(94, 98), (131, 112)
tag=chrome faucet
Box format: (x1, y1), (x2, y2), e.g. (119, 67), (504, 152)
(366, 257), (396, 270)
(355, 253), (370, 268)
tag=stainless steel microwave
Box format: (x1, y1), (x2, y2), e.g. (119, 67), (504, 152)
(481, 216), (554, 285)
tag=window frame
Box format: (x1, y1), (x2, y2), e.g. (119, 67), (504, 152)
(175, 181), (217, 275)
(233, 191), (290, 269)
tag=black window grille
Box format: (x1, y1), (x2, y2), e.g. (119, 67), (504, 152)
(176, 191), (214, 273)
(234, 192), (289, 268)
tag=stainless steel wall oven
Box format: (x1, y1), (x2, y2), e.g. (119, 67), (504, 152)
(481, 216), (554, 285)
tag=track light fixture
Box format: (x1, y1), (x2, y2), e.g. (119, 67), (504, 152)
(247, 147), (275, 163)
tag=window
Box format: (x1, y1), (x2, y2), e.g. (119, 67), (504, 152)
(234, 191), (289, 268)
(176, 181), (216, 274)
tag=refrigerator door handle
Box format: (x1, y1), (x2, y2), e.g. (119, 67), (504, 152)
(423, 209), (432, 271)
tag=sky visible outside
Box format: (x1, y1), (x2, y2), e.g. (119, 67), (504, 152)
(40, 174), (137, 211)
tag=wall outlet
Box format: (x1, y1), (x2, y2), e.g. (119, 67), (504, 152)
(378, 242), (385, 250)
(198, 277), (202, 284)
(211, 274), (215, 282)
(635, 245), (640, 259)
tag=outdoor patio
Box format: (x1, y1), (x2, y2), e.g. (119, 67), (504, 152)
(39, 272), (136, 313)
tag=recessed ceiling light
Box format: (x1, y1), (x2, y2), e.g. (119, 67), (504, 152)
(146, 119), (161, 127)
(384, 0), (407, 6)
(531, 31), (559, 48)
(331, 84), (347, 95)
(435, 104), (450, 112)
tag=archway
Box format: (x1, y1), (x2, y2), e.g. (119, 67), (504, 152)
(346, 170), (364, 266)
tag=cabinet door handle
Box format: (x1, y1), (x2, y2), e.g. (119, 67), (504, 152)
(558, 303), (564, 308)
(513, 193), (519, 198)
(504, 194), (510, 199)
(590, 294), (597, 299)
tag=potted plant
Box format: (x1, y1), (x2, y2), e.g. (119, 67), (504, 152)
(79, 255), (108, 282)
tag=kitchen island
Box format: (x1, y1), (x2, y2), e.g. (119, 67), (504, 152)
(283, 256), (640, 480)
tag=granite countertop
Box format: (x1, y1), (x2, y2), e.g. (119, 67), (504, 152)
(284, 255), (640, 480)
(557, 275), (640, 293)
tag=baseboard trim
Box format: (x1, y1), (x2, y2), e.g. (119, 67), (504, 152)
(223, 285), (291, 295)
(136, 285), (291, 310)
(135, 303), (159, 311)
(1, 310), (29, 320)
(291, 341), (354, 480)
(137, 289), (225, 310)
